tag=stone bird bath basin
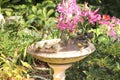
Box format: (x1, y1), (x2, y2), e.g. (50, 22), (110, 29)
(27, 39), (95, 80)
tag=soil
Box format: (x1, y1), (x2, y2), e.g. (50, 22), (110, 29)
(29, 60), (52, 80)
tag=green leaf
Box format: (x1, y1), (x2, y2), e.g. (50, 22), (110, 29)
(45, 3), (56, 8)
(19, 4), (27, 9)
(43, 8), (47, 18)
(47, 9), (54, 17)
(37, 9), (42, 15)
(55, 12), (59, 17)
(26, 0), (33, 3)
(23, 46), (27, 60)
(32, 6), (37, 14)
(5, 11), (12, 16)
(42, 1), (55, 8)
(21, 60), (33, 70)
(27, 14), (36, 19)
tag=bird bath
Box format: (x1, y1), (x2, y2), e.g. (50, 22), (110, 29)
(27, 39), (95, 80)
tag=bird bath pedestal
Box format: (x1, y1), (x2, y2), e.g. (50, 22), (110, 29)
(27, 39), (95, 80)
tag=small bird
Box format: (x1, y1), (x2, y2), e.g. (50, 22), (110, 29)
(74, 32), (89, 49)
(87, 31), (94, 39)
(77, 42), (83, 49)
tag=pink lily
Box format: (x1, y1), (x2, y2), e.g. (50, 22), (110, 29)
(109, 27), (117, 39)
(57, 0), (81, 31)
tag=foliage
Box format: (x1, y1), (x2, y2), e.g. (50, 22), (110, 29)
(0, 7), (41, 79)
(66, 40), (120, 80)
(79, 0), (120, 18)
(0, 17), (40, 62)
(65, 9), (120, 79)
(0, 53), (32, 80)
(26, 0), (57, 39)
(0, 0), (57, 79)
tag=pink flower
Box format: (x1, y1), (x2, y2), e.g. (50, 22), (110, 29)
(57, 1), (120, 38)
(100, 15), (120, 38)
(80, 3), (102, 25)
(99, 20), (110, 25)
(117, 19), (120, 24)
(88, 11), (101, 25)
(111, 16), (116, 23)
(57, 0), (81, 31)
(109, 26), (117, 38)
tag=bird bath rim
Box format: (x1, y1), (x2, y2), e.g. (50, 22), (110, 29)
(27, 39), (96, 64)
